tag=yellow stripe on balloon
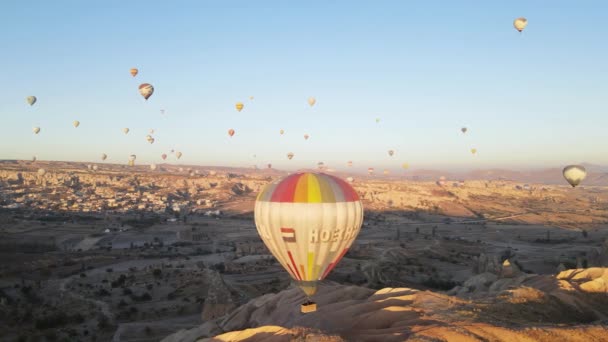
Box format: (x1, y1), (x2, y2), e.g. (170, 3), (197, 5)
(306, 174), (322, 203)
(300, 264), (306, 280)
(307, 252), (314, 280)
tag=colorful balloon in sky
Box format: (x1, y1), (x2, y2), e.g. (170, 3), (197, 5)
(130, 68), (138, 77)
(101, 153), (107, 161)
(26, 96), (37, 106)
(228, 128), (235, 137)
(471, 148), (477, 155)
(308, 97), (316, 107)
(235, 102), (244, 112)
(176, 151), (183, 159)
(304, 134), (309, 140)
(513, 17), (528, 32)
(139, 83), (154, 100)
(254, 172), (363, 302)
(123, 128), (129, 134)
(73, 120), (80, 128)
(280, 129), (284, 135)
(287, 152), (294, 160)
(461, 127), (467, 134)
(161, 154), (167, 160)
(388, 150), (394, 157)
(347, 161), (353, 167)
(563, 165), (586, 188)
(33, 127), (40, 134)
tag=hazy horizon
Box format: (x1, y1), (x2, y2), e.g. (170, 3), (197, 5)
(2, 1), (608, 169)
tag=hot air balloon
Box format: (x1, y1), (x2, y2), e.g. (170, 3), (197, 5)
(347, 161), (353, 167)
(346, 176), (354, 183)
(317, 162), (325, 170)
(87, 164), (93, 170)
(130, 68), (138, 77)
(383, 169), (390, 175)
(26, 96), (37, 106)
(563, 165), (587, 188)
(254, 173), (363, 312)
(304, 134), (309, 140)
(388, 150), (394, 157)
(128, 154), (136, 167)
(179, 167), (184, 172)
(228, 129), (235, 137)
(249, 96), (254, 100)
(101, 153), (107, 161)
(267, 163), (272, 169)
(280, 129), (285, 135)
(161, 154), (167, 160)
(209, 170), (217, 176)
(150, 163), (157, 171)
(513, 17), (528, 32)
(235, 102), (244, 112)
(123, 128), (130, 134)
(368, 167), (374, 175)
(33, 127), (40, 134)
(37, 168), (46, 176)
(148, 138), (155, 144)
(461, 127), (467, 134)
(149, 129), (155, 134)
(139, 83), (154, 100)
(402, 163), (409, 169)
(92, 165), (98, 171)
(31, 156), (37, 162)
(73, 120), (80, 128)
(471, 148), (477, 155)
(308, 97), (316, 107)
(176, 151), (182, 159)
(287, 152), (294, 160)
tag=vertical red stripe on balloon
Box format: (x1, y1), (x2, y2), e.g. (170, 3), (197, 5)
(287, 251), (302, 280)
(320, 248), (349, 279)
(270, 173), (302, 202)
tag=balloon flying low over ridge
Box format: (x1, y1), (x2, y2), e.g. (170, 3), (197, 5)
(254, 172), (364, 298)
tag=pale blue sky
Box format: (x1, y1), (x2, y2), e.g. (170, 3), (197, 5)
(1, 1), (607, 172)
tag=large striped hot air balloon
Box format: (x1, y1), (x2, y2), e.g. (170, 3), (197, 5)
(254, 172), (364, 312)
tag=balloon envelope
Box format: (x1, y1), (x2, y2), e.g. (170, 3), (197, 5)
(254, 172), (363, 297)
(73, 120), (80, 128)
(308, 97), (316, 107)
(235, 102), (244, 112)
(139, 83), (154, 100)
(514, 17), (528, 32)
(228, 129), (235, 137)
(101, 153), (107, 161)
(130, 68), (138, 77)
(461, 127), (467, 133)
(388, 150), (394, 156)
(176, 152), (182, 159)
(161, 154), (167, 160)
(563, 165), (587, 188)
(123, 128), (130, 134)
(33, 127), (40, 134)
(26, 96), (37, 106)
(287, 152), (294, 160)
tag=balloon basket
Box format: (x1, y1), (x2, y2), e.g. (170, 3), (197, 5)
(301, 301), (317, 313)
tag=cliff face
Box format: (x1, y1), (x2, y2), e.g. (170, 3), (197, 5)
(162, 268), (608, 342)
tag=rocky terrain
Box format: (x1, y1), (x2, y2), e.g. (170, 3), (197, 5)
(163, 267), (608, 342)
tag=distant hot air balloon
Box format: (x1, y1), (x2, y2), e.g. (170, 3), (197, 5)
(73, 120), (80, 128)
(161, 154), (167, 160)
(123, 128), (130, 134)
(148, 138), (155, 144)
(267, 163), (272, 169)
(317, 162), (325, 170)
(31, 156), (37, 162)
(176, 151), (182, 159)
(235, 102), (244, 112)
(92, 165), (98, 171)
(228, 129), (235, 137)
(287, 152), (294, 160)
(150, 163), (157, 171)
(388, 150), (394, 157)
(346, 161), (353, 167)
(33, 127), (40, 134)
(461, 127), (467, 134)
(402, 163), (409, 169)
(26, 96), (37, 106)
(149, 129), (155, 134)
(130, 68), (138, 77)
(254, 172), (363, 311)
(346, 176), (354, 183)
(37, 168), (46, 176)
(304, 134), (309, 140)
(308, 97), (316, 107)
(139, 83), (154, 100)
(383, 169), (390, 175)
(179, 167), (184, 172)
(563, 165), (587, 188)
(87, 164), (92, 170)
(368, 167), (374, 175)
(280, 129), (285, 135)
(249, 96), (254, 100)
(471, 148), (477, 155)
(513, 17), (528, 32)
(128, 154), (136, 166)
(101, 153), (107, 161)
